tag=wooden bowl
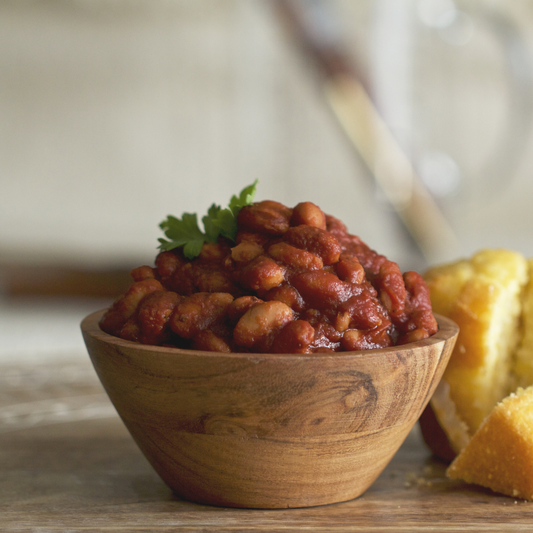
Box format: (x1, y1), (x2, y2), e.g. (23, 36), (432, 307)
(81, 310), (458, 509)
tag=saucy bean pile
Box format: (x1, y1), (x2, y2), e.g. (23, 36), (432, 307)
(100, 201), (438, 353)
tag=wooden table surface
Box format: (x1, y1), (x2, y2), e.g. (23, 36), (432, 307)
(1, 360), (532, 532)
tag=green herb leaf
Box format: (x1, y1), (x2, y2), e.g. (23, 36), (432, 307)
(158, 181), (258, 259)
(202, 204), (222, 242)
(211, 208), (238, 241)
(228, 179), (258, 215)
(183, 239), (205, 259)
(158, 213), (206, 259)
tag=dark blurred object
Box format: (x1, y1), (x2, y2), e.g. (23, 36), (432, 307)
(274, 0), (458, 265)
(419, 402), (457, 463)
(0, 261), (132, 298)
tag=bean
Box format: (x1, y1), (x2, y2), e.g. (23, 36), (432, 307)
(231, 241), (264, 263)
(341, 329), (363, 351)
(264, 285), (305, 312)
(155, 251), (185, 279)
(398, 328), (429, 345)
(325, 214), (348, 235)
(352, 247), (387, 278)
(120, 316), (140, 342)
(192, 263), (238, 294)
(267, 242), (323, 271)
(234, 301), (293, 351)
(390, 271), (437, 337)
(404, 271), (436, 314)
(314, 347), (335, 353)
(335, 312), (351, 333)
(290, 202), (326, 229)
(401, 309), (438, 340)
(304, 308), (321, 325)
(338, 292), (386, 330)
(271, 320), (315, 353)
(375, 260), (407, 319)
(314, 321), (343, 344)
(336, 254), (365, 284)
(235, 231), (271, 247)
(292, 271), (356, 310)
(235, 255), (286, 292)
(237, 201), (291, 235)
(198, 242), (230, 262)
(167, 263), (195, 295)
(170, 292), (234, 339)
(227, 296), (264, 324)
(311, 322), (341, 351)
(137, 290), (181, 345)
(283, 225), (341, 265)
(192, 330), (232, 352)
(130, 266), (156, 282)
(415, 309), (438, 336)
(342, 326), (392, 351)
(99, 278), (164, 336)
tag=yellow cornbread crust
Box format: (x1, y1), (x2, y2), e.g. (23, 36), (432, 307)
(512, 259), (533, 388)
(424, 250), (529, 444)
(447, 386), (533, 500)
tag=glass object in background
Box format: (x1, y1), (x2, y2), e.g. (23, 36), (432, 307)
(278, 0), (533, 265)
(370, 0), (533, 242)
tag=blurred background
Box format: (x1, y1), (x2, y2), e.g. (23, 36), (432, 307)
(2, 0), (533, 363)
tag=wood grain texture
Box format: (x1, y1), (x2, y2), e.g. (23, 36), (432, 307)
(81, 310), (457, 509)
(3, 360), (533, 532)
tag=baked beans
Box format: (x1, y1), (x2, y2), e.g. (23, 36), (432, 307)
(100, 200), (438, 352)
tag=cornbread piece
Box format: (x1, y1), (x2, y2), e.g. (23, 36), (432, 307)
(424, 249), (529, 444)
(426, 380), (470, 457)
(447, 386), (533, 500)
(512, 259), (533, 388)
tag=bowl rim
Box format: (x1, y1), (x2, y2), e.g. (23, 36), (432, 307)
(81, 309), (458, 361)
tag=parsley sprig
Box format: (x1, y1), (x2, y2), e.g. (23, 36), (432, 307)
(158, 180), (258, 259)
